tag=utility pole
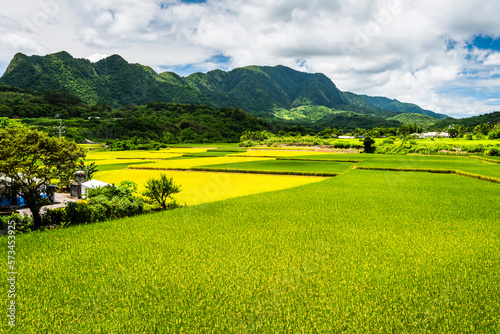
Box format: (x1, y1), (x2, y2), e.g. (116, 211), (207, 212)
(53, 119), (65, 140)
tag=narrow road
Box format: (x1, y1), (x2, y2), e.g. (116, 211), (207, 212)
(17, 193), (78, 217)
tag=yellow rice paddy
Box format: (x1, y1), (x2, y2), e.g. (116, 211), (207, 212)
(94, 169), (326, 205)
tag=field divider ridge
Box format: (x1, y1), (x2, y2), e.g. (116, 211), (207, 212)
(469, 156), (500, 164)
(275, 157), (361, 163)
(128, 166), (338, 177)
(181, 155), (223, 157)
(226, 154), (284, 158)
(353, 166), (500, 184)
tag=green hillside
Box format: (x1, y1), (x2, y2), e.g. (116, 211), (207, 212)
(178, 65), (349, 118)
(387, 113), (439, 128)
(0, 85), (280, 143)
(0, 51), (445, 125)
(429, 111), (500, 130)
(1, 52), (209, 107)
(343, 91), (448, 119)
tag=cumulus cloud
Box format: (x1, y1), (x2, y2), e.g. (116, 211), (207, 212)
(86, 53), (111, 62)
(1, 0), (500, 117)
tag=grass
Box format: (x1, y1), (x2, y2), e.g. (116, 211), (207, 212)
(3, 170), (499, 332)
(166, 143), (240, 148)
(128, 156), (273, 170)
(201, 159), (355, 174)
(471, 155), (500, 163)
(228, 150), (329, 157)
(3, 148), (499, 332)
(181, 152), (232, 157)
(355, 155), (500, 179)
(85, 148), (208, 161)
(91, 161), (155, 173)
(287, 153), (500, 180)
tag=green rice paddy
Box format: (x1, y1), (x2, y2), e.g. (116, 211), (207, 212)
(201, 159), (355, 174)
(1, 147), (499, 332)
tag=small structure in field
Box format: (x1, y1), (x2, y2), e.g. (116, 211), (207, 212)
(417, 132), (450, 138)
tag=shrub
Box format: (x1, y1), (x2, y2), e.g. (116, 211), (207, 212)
(383, 139), (395, 145)
(332, 141), (351, 149)
(41, 207), (67, 226)
(0, 213), (32, 232)
(488, 129), (500, 140)
(45, 181), (145, 228)
(64, 201), (90, 225)
(109, 195), (144, 218)
(485, 147), (500, 156)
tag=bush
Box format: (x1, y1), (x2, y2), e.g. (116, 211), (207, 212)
(382, 139), (395, 145)
(41, 207), (66, 226)
(485, 147), (500, 156)
(109, 195), (144, 218)
(0, 213), (32, 232)
(40, 180), (145, 228)
(332, 141), (351, 149)
(86, 181), (144, 221)
(488, 129), (500, 140)
(65, 201), (91, 225)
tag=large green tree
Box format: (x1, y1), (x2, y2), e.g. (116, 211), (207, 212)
(0, 125), (85, 229)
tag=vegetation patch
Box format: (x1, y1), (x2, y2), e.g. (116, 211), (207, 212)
(4, 170), (499, 332)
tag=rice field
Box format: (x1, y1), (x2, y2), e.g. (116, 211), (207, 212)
(127, 156), (274, 170)
(95, 169), (326, 205)
(84, 148), (205, 161)
(227, 150), (330, 157)
(201, 159), (355, 174)
(3, 147), (499, 332)
(2, 169), (499, 332)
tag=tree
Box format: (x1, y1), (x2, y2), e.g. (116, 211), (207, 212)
(78, 161), (99, 180)
(142, 174), (181, 210)
(0, 125), (85, 229)
(447, 127), (459, 138)
(363, 136), (376, 153)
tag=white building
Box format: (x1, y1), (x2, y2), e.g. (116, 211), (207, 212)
(418, 132), (450, 138)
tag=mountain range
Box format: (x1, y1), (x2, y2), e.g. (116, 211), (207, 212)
(0, 51), (448, 127)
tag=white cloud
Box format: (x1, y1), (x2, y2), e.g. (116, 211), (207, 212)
(1, 0), (500, 117)
(484, 53), (500, 66)
(86, 53), (110, 63)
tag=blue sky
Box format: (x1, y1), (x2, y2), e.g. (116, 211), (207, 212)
(161, 54), (232, 76)
(1, 0), (500, 118)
